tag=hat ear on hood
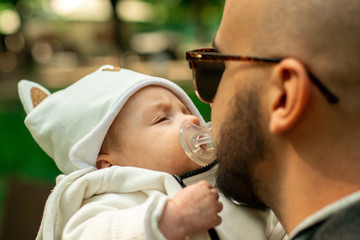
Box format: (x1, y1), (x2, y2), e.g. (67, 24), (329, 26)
(18, 80), (51, 115)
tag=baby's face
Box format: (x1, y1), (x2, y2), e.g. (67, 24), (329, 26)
(103, 86), (201, 175)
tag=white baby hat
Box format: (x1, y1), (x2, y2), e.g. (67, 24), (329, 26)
(18, 65), (204, 174)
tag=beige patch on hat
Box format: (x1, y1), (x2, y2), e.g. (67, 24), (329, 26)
(31, 87), (49, 108)
(102, 66), (121, 72)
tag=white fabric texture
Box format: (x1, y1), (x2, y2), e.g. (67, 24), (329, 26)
(22, 65), (204, 174)
(35, 166), (193, 240)
(36, 165), (285, 240)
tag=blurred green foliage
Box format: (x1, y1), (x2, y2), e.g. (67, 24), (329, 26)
(0, 100), (60, 180)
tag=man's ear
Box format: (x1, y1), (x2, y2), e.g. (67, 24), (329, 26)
(269, 58), (311, 134)
(96, 154), (113, 169)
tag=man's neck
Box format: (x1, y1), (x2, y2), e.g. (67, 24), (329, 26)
(275, 153), (360, 233)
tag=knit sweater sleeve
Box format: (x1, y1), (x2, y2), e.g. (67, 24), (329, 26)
(62, 193), (169, 240)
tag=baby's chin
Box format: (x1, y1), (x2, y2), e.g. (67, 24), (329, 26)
(170, 161), (199, 175)
(186, 159), (202, 171)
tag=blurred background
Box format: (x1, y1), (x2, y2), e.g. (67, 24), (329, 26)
(0, 0), (223, 238)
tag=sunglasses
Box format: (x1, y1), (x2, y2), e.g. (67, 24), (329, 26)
(186, 48), (339, 104)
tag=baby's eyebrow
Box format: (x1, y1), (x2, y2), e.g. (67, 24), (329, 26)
(151, 102), (170, 112)
(142, 102), (168, 120)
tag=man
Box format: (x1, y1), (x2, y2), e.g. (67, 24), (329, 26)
(186, 0), (360, 239)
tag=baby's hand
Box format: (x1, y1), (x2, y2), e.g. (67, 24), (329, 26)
(159, 181), (223, 240)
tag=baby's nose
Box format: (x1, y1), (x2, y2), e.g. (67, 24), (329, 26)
(184, 115), (201, 126)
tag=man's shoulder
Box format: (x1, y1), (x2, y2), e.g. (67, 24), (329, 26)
(295, 200), (360, 240)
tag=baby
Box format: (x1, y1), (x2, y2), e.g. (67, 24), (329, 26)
(19, 65), (286, 240)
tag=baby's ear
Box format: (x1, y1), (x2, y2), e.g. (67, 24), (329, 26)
(18, 80), (51, 114)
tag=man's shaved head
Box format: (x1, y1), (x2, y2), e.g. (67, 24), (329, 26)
(256, 1), (360, 81)
(217, 0), (360, 114)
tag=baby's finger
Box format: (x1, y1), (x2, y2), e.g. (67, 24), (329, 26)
(208, 188), (220, 202)
(217, 201), (223, 212)
(209, 198), (223, 214)
(197, 180), (213, 189)
(214, 215), (222, 226)
(209, 213), (222, 227)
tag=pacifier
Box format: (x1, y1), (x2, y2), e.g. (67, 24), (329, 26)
(179, 121), (216, 166)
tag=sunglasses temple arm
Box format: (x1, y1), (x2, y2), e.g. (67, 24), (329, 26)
(307, 71), (339, 104)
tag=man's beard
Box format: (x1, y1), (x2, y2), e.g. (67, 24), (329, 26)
(215, 88), (269, 210)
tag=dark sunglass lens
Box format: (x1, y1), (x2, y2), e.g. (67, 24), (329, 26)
(196, 61), (225, 102)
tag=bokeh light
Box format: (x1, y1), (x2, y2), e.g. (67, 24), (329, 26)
(116, 0), (154, 22)
(5, 33), (25, 53)
(49, 0), (113, 21)
(31, 40), (53, 64)
(0, 9), (21, 35)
